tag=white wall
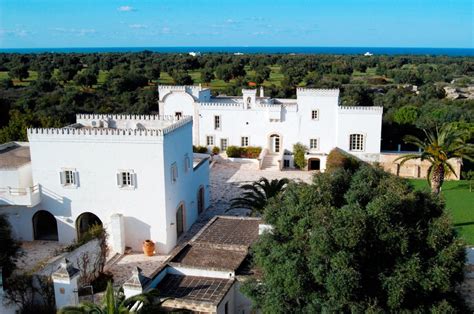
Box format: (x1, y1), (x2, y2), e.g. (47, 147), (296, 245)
(217, 282), (236, 314)
(24, 117), (207, 254)
(161, 122), (208, 253)
(160, 87), (383, 165)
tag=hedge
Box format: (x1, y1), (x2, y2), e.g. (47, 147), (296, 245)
(226, 146), (262, 159)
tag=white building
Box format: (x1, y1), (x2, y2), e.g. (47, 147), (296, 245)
(0, 114), (209, 254)
(158, 85), (383, 171)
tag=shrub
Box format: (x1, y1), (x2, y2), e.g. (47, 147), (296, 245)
(226, 146), (242, 157)
(193, 145), (208, 153)
(241, 146), (262, 158)
(293, 142), (307, 169)
(326, 148), (362, 173)
(212, 146), (220, 155)
(226, 146), (262, 158)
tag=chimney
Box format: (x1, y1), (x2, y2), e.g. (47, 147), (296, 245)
(260, 86), (264, 97)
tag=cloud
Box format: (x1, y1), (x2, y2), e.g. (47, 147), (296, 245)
(129, 24), (147, 29)
(161, 27), (171, 34)
(0, 28), (30, 37)
(51, 28), (96, 36)
(118, 5), (135, 12)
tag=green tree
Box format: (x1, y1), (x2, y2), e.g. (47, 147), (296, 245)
(8, 64), (29, 81)
(393, 105), (419, 125)
(293, 142), (307, 169)
(396, 124), (474, 194)
(229, 177), (289, 216)
(74, 70), (98, 88)
(200, 68), (215, 83)
(242, 165), (467, 313)
(59, 281), (160, 314)
(170, 70), (193, 85)
(0, 214), (20, 278)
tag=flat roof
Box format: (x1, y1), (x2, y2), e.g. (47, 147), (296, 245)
(156, 274), (233, 305)
(170, 244), (247, 271)
(193, 216), (261, 247)
(0, 144), (31, 169)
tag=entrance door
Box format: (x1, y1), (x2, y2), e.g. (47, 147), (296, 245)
(176, 204), (184, 238)
(308, 158), (321, 171)
(270, 135), (280, 153)
(33, 210), (59, 241)
(197, 187), (205, 214)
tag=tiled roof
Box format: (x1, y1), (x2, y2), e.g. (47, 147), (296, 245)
(156, 274), (233, 305)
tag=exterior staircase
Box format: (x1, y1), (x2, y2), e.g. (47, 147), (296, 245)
(261, 153), (280, 171)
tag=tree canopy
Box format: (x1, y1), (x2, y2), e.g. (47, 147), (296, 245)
(242, 165), (467, 312)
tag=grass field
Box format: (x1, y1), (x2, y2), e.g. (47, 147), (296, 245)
(409, 179), (474, 245)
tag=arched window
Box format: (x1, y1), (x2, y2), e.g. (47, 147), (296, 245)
(33, 210), (58, 241)
(349, 134), (364, 151)
(246, 97), (252, 109)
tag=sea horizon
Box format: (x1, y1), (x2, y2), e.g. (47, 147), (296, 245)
(0, 46), (472, 56)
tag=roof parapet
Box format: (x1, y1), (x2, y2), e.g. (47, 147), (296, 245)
(296, 88), (340, 97)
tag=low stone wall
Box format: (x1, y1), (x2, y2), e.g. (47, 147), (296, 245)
(379, 153), (461, 180)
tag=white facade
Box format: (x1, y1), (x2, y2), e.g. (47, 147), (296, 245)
(159, 85), (383, 171)
(0, 114), (210, 254)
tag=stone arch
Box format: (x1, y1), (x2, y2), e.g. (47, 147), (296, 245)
(33, 210), (58, 241)
(308, 158), (321, 171)
(161, 90), (196, 104)
(197, 185), (205, 214)
(76, 212), (103, 240)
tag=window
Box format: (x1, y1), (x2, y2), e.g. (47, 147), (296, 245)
(220, 138), (228, 151)
(310, 138), (319, 150)
(246, 97), (252, 109)
(241, 136), (249, 147)
(311, 110), (319, 120)
(60, 169), (77, 187)
(171, 163), (178, 183)
(206, 135), (215, 146)
(283, 159), (290, 168)
(175, 112), (182, 120)
(214, 115), (221, 130)
(349, 134), (364, 151)
(116, 170), (136, 188)
(224, 302), (229, 314)
(184, 154), (191, 173)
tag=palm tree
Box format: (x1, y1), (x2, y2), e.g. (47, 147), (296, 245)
(59, 281), (161, 314)
(229, 177), (289, 215)
(395, 124), (474, 194)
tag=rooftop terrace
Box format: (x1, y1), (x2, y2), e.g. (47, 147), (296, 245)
(0, 142), (31, 169)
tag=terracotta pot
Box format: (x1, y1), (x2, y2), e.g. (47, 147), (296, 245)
(142, 240), (155, 256)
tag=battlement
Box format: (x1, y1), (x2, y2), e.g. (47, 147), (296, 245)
(28, 116), (193, 140)
(296, 88), (340, 97)
(199, 102), (242, 108)
(75, 114), (191, 130)
(338, 106), (383, 114)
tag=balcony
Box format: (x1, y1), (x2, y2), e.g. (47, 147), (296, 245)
(0, 184), (41, 207)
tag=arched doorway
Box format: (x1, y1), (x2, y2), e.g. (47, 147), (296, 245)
(269, 134), (281, 154)
(197, 186), (205, 214)
(176, 203), (185, 238)
(308, 158), (321, 171)
(33, 210), (58, 241)
(76, 212), (102, 240)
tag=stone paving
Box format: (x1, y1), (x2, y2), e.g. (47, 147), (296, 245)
(14, 241), (66, 275)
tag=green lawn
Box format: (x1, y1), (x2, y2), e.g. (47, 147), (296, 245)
(409, 179), (474, 245)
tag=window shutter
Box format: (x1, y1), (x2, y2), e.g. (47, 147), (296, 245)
(59, 171), (65, 185)
(116, 172), (122, 187)
(74, 171), (79, 186)
(131, 172), (137, 188)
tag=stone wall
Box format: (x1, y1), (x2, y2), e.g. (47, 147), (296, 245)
(379, 153), (461, 180)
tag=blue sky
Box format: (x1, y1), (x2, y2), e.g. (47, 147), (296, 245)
(0, 0), (472, 48)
